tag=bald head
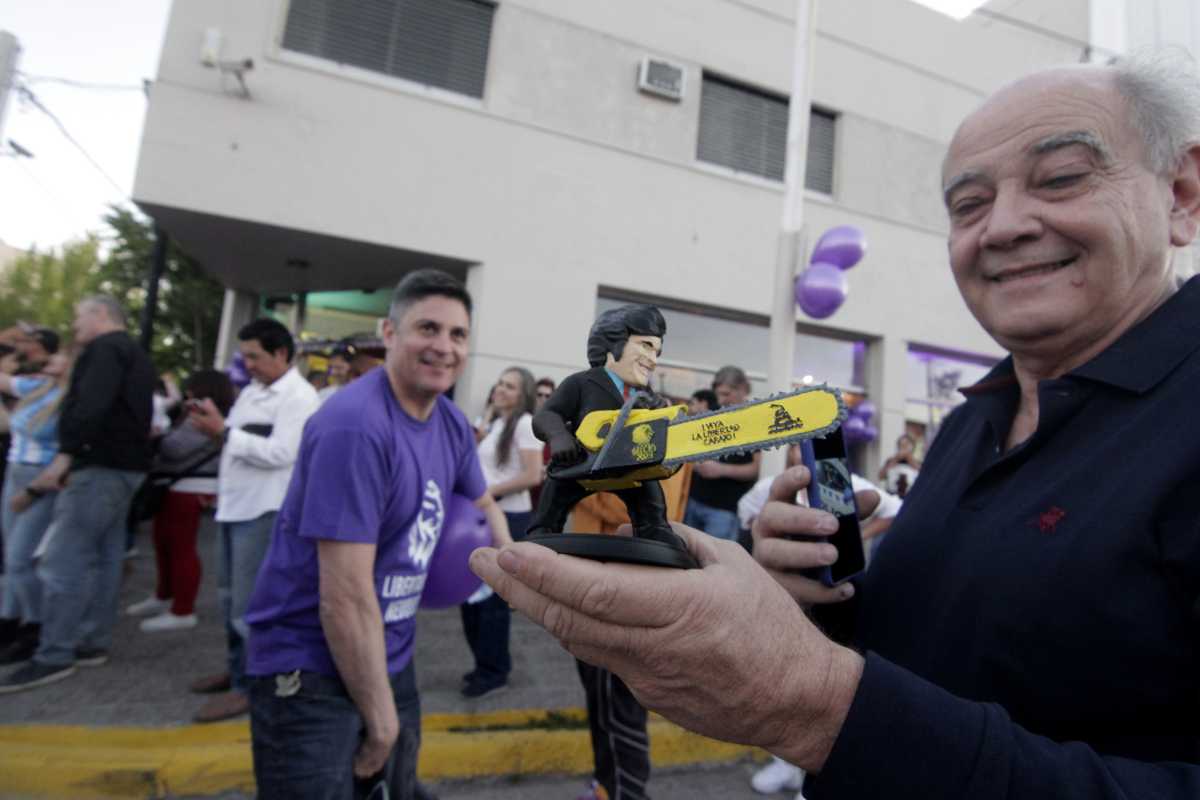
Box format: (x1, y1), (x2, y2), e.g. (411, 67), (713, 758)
(944, 67), (1128, 195)
(939, 53), (1200, 373)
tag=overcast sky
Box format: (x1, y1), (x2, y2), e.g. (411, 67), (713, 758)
(0, 0), (170, 252)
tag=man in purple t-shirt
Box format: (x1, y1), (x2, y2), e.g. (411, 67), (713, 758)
(244, 270), (511, 800)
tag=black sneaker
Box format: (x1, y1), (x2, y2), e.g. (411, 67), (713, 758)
(0, 617), (21, 647)
(74, 648), (109, 667)
(0, 661), (76, 694)
(0, 636), (37, 665)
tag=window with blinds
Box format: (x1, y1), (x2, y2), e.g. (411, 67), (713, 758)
(697, 74), (837, 193)
(281, 0), (496, 99)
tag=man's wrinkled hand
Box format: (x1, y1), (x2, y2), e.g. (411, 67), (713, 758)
(468, 526), (863, 772)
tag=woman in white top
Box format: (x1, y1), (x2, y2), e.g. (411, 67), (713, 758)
(460, 366), (543, 698)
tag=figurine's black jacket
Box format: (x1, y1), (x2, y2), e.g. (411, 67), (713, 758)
(532, 366), (624, 445)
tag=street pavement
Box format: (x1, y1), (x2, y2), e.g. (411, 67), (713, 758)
(0, 515), (581, 727)
(175, 762), (781, 799)
(0, 513), (773, 799)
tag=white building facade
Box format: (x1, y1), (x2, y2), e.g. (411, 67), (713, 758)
(135, 0), (1108, 470)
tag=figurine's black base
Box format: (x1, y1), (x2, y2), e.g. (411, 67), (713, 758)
(524, 533), (700, 570)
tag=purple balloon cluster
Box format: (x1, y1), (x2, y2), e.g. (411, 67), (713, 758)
(794, 225), (868, 319)
(843, 400), (878, 446)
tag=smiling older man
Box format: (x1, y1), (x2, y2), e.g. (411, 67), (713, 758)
(471, 50), (1200, 800)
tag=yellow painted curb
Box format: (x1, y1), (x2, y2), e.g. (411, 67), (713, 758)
(0, 710), (763, 798)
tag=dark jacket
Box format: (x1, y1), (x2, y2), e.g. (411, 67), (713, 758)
(58, 330), (155, 472)
(532, 366), (623, 444)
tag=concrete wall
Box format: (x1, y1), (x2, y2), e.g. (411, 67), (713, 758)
(135, 0), (1092, 466)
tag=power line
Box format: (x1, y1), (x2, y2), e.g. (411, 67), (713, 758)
(19, 72), (145, 92)
(16, 84), (129, 198)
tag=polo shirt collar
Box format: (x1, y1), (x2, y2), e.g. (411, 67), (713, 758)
(1068, 275), (1200, 394)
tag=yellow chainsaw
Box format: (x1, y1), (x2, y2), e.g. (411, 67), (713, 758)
(551, 385), (847, 491)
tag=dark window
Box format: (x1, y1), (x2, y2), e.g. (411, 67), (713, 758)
(282, 0), (496, 99)
(697, 74), (837, 192)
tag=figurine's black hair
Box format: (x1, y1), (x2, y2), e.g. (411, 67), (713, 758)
(586, 305), (666, 367)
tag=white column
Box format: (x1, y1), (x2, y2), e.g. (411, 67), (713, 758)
(213, 288), (259, 368)
(763, 0), (819, 479)
(866, 335), (909, 480)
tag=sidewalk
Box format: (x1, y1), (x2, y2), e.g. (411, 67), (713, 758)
(0, 515), (763, 798)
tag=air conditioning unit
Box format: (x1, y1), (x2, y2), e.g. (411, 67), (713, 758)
(637, 56), (685, 101)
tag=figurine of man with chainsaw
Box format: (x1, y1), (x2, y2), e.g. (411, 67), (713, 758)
(526, 304), (685, 548)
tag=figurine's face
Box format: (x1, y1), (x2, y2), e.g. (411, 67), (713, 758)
(606, 334), (661, 388)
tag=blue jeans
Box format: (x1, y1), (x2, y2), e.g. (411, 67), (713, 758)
(250, 662), (422, 800)
(35, 466), (144, 666)
(220, 513), (277, 693)
(458, 510), (529, 686)
(1, 463), (58, 623)
(683, 498), (741, 541)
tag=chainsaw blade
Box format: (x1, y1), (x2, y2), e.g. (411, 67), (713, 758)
(661, 385), (846, 466)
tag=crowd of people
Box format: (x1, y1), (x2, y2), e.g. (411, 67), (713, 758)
(2, 46), (1194, 800)
(0, 281), (899, 800)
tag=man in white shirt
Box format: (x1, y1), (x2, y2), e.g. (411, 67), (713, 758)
(187, 318), (319, 722)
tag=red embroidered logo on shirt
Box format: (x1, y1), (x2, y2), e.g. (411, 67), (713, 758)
(1035, 506), (1067, 534)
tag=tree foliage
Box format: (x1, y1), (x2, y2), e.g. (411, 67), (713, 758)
(97, 206), (225, 376)
(0, 238), (101, 333)
(0, 205), (226, 376)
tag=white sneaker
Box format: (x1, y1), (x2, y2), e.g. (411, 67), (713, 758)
(140, 612), (197, 633)
(126, 596), (171, 617)
(751, 756), (804, 794)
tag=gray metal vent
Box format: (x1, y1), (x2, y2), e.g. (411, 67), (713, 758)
(638, 56), (686, 101)
(282, 0), (496, 99)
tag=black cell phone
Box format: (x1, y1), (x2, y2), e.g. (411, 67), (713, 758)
(241, 423), (273, 437)
(797, 428), (865, 586)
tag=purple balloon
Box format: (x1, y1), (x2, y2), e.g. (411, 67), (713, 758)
(811, 225), (868, 270)
(795, 262), (848, 319)
(226, 351), (251, 389)
(419, 494), (491, 609)
(843, 415), (867, 442)
(861, 424), (878, 443)
(855, 401), (877, 424)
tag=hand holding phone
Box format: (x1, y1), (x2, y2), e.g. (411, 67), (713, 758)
(797, 428), (866, 586)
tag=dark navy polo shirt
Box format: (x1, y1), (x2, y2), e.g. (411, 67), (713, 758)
(809, 276), (1200, 799)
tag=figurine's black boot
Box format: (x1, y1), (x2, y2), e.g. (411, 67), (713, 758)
(634, 523), (690, 551)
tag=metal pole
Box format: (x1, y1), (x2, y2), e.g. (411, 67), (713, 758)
(762, 0), (818, 479)
(0, 32), (21, 146)
(139, 221), (169, 352)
